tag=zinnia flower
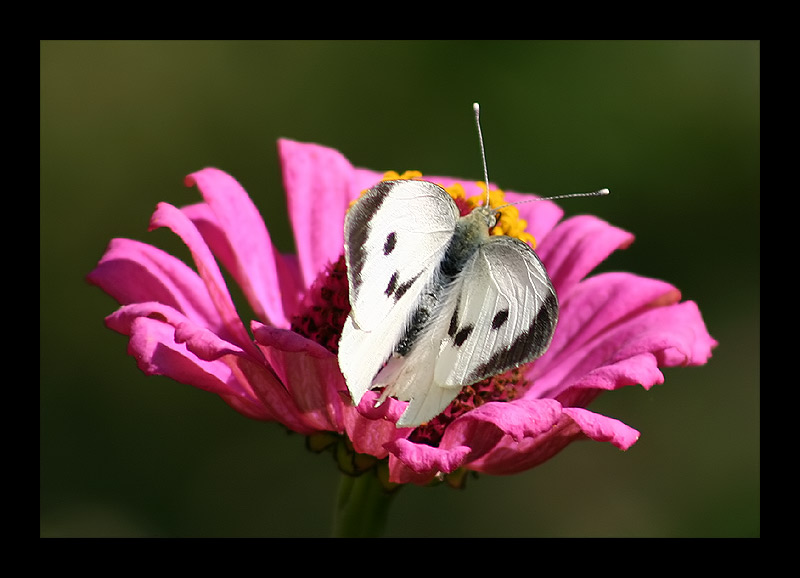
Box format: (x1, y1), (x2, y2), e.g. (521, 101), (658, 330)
(88, 138), (716, 533)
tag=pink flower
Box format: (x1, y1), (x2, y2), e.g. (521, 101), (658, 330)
(88, 138), (716, 487)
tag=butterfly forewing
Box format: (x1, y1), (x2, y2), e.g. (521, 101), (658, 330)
(343, 180), (459, 332)
(340, 180), (460, 407)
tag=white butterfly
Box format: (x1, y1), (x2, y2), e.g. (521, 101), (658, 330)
(337, 104), (606, 428)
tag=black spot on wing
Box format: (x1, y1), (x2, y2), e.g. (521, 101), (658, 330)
(448, 303), (459, 338)
(454, 324), (474, 347)
(383, 270), (421, 302)
(393, 273), (419, 301)
(492, 309), (509, 330)
(385, 272), (399, 297)
(384, 232), (397, 255)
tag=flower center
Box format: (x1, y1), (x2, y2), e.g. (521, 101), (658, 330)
(290, 255), (350, 354)
(408, 366), (527, 446)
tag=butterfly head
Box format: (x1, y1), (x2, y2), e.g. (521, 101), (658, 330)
(474, 204), (498, 229)
(465, 181), (538, 247)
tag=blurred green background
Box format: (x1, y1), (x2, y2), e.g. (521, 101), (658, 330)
(40, 40), (759, 537)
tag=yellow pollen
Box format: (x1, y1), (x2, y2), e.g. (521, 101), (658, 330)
(441, 182), (467, 202)
(381, 170), (423, 181)
(356, 172), (537, 248)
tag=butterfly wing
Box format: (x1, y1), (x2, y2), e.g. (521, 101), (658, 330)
(434, 235), (558, 387)
(338, 180), (460, 406)
(384, 234), (558, 428)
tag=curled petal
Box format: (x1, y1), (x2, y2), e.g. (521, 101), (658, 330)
(184, 169), (290, 328)
(115, 313), (273, 420)
(445, 398), (565, 447)
(173, 320), (246, 362)
(338, 392), (413, 460)
(562, 407), (641, 449)
(149, 202), (261, 360)
(560, 300), (715, 408)
(468, 407), (640, 476)
(385, 438), (472, 479)
(122, 315), (231, 392)
(87, 238), (221, 331)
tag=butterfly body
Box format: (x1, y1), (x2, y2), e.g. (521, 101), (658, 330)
(338, 179), (559, 428)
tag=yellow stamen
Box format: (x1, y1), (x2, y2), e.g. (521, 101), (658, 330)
(357, 172), (537, 248)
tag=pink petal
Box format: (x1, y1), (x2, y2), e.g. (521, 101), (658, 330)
(122, 310), (322, 433)
(278, 139), (383, 288)
(531, 273), (715, 405)
(224, 353), (319, 433)
(181, 202), (305, 321)
(445, 398), (565, 448)
(90, 239), (284, 418)
(385, 438), (472, 478)
(556, 300), (717, 408)
(562, 407), (641, 449)
(149, 202), (261, 360)
(121, 315), (230, 391)
(341, 392), (410, 460)
(536, 215), (634, 298)
(468, 407), (640, 476)
(271, 251), (305, 319)
(87, 238), (221, 333)
(106, 302), (261, 396)
(385, 398), (566, 484)
(251, 321), (348, 433)
(115, 314), (272, 421)
(533, 272), (682, 391)
(184, 168), (289, 328)
(106, 301), (251, 366)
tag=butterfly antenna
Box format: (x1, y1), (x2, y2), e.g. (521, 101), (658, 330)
(494, 188), (610, 211)
(473, 103), (610, 211)
(473, 103), (491, 207)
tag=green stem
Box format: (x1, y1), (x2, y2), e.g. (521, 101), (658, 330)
(332, 470), (397, 537)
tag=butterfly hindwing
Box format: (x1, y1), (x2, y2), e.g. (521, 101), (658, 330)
(434, 235), (558, 387)
(379, 234), (558, 428)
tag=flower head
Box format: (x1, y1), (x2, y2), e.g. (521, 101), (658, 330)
(88, 138), (716, 487)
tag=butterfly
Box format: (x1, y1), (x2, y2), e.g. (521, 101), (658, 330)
(337, 104), (607, 428)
